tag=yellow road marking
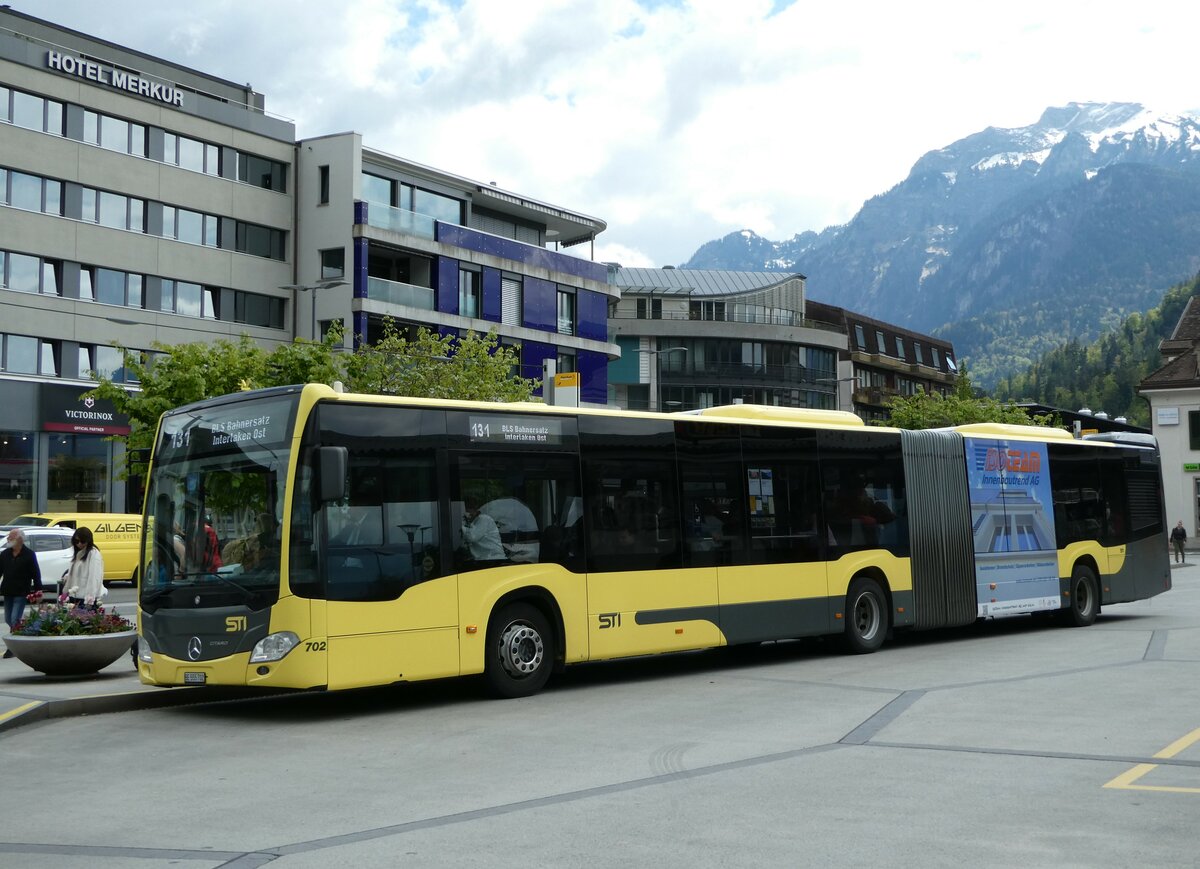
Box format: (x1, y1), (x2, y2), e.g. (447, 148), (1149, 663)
(1104, 727), (1200, 794)
(0, 700), (44, 725)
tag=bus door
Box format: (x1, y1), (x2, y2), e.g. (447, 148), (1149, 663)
(314, 406), (459, 691)
(581, 419), (720, 659)
(720, 427), (829, 643)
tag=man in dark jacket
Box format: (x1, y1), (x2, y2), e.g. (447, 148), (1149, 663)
(1170, 520), (1188, 564)
(0, 528), (42, 656)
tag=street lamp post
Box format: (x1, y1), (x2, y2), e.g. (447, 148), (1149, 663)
(280, 279), (349, 341)
(635, 346), (688, 412)
(815, 376), (857, 412)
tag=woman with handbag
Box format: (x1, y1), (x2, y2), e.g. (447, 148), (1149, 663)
(63, 526), (105, 609)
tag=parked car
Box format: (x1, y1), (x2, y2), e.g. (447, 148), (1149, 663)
(0, 526), (75, 595)
(5, 513), (142, 586)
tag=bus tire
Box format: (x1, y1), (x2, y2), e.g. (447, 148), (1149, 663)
(844, 576), (887, 654)
(1062, 564), (1099, 628)
(484, 603), (554, 698)
(130, 567), (139, 589)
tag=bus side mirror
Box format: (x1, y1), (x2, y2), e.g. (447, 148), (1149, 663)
(317, 446), (348, 503)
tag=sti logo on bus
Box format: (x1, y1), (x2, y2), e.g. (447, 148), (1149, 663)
(983, 448), (1041, 473)
(225, 616), (247, 633)
(598, 613), (621, 629)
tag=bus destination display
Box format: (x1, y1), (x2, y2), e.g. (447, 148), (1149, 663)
(468, 415), (563, 446)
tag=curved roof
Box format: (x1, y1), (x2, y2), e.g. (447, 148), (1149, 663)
(612, 267), (804, 297)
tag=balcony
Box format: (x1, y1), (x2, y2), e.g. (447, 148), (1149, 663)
(357, 201), (607, 284)
(853, 386), (899, 407)
(365, 276), (435, 311)
(612, 310), (844, 333)
(364, 204), (437, 239)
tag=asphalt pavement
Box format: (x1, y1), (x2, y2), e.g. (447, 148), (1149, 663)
(0, 563), (1195, 733)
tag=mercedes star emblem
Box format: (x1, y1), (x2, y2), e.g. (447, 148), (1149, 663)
(187, 636), (203, 661)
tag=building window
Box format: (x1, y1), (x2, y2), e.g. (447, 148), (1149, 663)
(931, 348), (942, 369)
(459, 268), (480, 318)
(233, 291), (285, 329)
(165, 132), (220, 175)
(84, 189), (145, 232)
(4, 169), (61, 216)
(875, 330), (886, 354)
(854, 325), (867, 349)
(234, 222), (286, 260)
(93, 267), (143, 308)
(913, 343), (924, 365)
(9, 90), (63, 135)
(238, 152), (286, 191)
(636, 298), (662, 320)
(2, 334), (57, 376)
(410, 185), (463, 225)
(1189, 412), (1200, 452)
(361, 172), (394, 206)
(1, 251), (59, 295)
(689, 300), (726, 321)
(895, 337), (906, 360)
(320, 248), (345, 279)
(161, 280), (217, 319)
(557, 351), (576, 374)
(501, 276), (522, 326)
(92, 346), (142, 383)
(318, 165), (330, 204)
(557, 288), (576, 336)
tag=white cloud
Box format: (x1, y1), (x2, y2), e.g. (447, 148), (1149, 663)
(30, 0), (1200, 264)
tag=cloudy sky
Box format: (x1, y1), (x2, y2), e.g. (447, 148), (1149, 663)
(30, 0), (1200, 267)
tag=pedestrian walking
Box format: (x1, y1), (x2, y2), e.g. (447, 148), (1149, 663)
(64, 526), (105, 609)
(0, 528), (43, 656)
(1170, 520), (1187, 564)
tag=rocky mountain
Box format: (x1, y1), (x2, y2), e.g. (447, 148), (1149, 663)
(682, 102), (1200, 385)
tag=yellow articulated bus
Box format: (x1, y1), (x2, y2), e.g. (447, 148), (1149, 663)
(135, 383), (1171, 697)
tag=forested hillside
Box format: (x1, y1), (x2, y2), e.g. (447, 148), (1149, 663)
(992, 273), (1200, 425)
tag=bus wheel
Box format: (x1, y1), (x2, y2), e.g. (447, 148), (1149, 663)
(844, 577), (887, 654)
(485, 603), (554, 698)
(130, 568), (139, 589)
(1062, 564), (1099, 628)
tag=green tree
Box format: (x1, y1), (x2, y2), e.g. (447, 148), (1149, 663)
(87, 319), (539, 478)
(341, 319), (538, 402)
(88, 335), (272, 478)
(884, 368), (1057, 430)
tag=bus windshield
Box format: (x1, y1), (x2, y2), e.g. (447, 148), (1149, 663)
(140, 392), (298, 609)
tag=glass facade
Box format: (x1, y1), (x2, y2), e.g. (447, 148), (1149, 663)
(0, 431), (36, 519)
(47, 434), (108, 513)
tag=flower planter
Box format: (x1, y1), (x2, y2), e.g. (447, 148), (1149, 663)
(3, 630), (137, 676)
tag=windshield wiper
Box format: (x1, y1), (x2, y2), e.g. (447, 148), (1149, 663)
(140, 584), (178, 605)
(175, 571), (258, 600)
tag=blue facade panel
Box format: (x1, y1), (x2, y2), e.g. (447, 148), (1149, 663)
(578, 350), (608, 405)
(523, 277), (556, 331)
(576, 289), (608, 342)
(521, 340), (555, 398)
(352, 311), (368, 350)
(353, 237), (368, 299)
(354, 200), (368, 225)
(436, 256), (459, 315)
(435, 222), (606, 283)
(481, 267), (502, 323)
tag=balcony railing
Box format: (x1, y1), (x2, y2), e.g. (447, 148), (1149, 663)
(659, 363), (838, 386)
(365, 276), (435, 311)
(611, 311), (844, 332)
(365, 204), (437, 239)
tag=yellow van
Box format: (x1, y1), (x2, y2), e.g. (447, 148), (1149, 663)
(5, 513), (142, 586)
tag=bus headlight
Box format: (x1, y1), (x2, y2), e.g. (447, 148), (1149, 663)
(250, 632), (301, 663)
(137, 636), (152, 663)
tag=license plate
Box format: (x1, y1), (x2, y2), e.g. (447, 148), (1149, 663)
(184, 672), (207, 685)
